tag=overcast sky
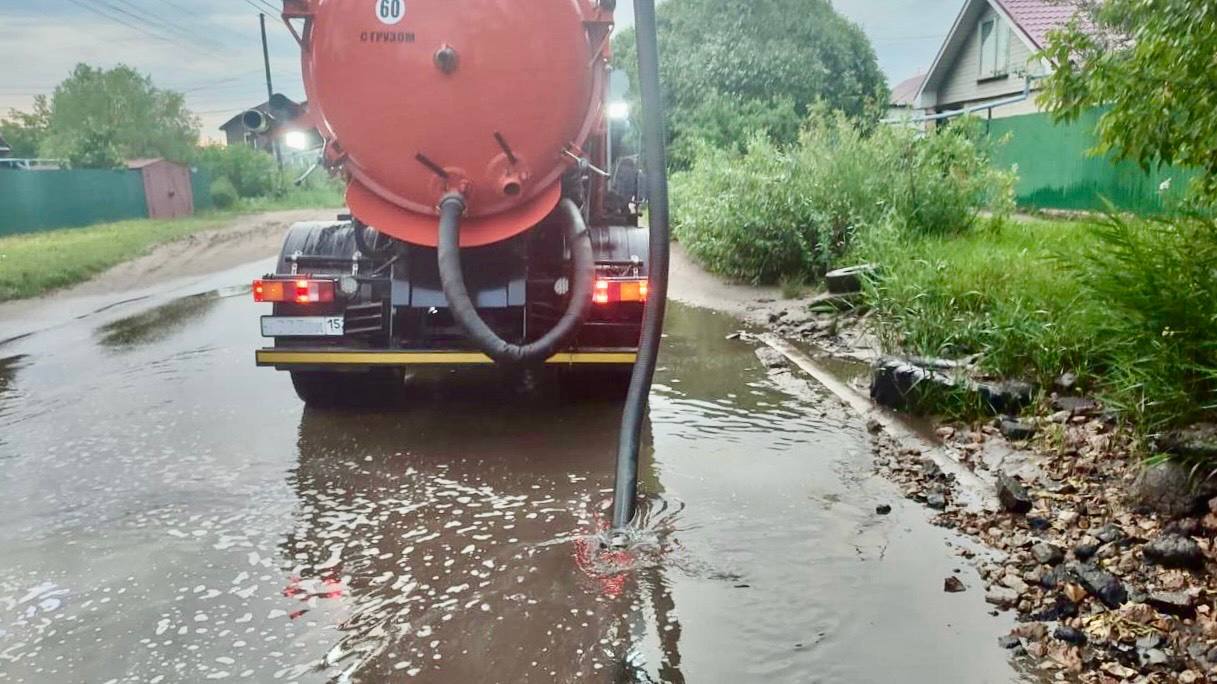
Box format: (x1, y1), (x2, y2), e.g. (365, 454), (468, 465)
(0, 1), (961, 142)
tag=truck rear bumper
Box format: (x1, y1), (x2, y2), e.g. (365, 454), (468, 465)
(255, 348), (638, 370)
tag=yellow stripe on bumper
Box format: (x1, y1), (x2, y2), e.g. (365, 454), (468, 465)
(256, 349), (638, 367)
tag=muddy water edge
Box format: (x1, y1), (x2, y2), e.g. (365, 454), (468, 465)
(0, 271), (1031, 683)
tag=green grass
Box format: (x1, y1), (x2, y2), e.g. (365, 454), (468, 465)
(0, 183), (346, 303)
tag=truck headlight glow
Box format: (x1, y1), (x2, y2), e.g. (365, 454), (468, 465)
(284, 130), (310, 150)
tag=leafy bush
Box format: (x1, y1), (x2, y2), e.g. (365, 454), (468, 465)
(209, 176), (238, 209)
(1068, 214), (1217, 431)
(194, 144), (278, 198)
(886, 117), (1016, 237)
(672, 111), (1014, 283)
(1040, 0), (1217, 206)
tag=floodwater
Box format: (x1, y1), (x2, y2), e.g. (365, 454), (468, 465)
(0, 259), (1031, 683)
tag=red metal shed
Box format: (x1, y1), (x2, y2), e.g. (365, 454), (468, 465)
(127, 159), (194, 219)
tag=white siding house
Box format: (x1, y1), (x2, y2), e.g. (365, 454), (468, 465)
(917, 0), (1081, 120)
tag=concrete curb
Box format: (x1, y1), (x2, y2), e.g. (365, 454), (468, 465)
(759, 333), (997, 512)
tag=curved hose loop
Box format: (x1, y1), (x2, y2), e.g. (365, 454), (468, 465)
(437, 193), (595, 366)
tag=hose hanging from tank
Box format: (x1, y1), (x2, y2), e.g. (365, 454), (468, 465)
(436, 193), (595, 365)
(610, 0), (671, 536)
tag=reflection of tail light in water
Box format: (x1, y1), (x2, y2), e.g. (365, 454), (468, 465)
(281, 575), (347, 620)
(571, 494), (685, 599)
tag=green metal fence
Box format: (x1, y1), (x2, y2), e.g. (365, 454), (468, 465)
(0, 168), (214, 237)
(191, 168), (213, 212)
(987, 109), (1195, 214)
(0, 169), (148, 236)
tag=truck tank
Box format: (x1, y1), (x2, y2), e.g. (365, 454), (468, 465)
(285, 0), (613, 247)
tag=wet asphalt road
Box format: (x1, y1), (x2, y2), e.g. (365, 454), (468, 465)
(0, 257), (1031, 683)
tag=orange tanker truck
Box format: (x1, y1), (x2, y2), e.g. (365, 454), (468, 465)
(253, 0), (667, 412)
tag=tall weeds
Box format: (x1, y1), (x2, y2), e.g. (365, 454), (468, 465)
(1068, 213), (1217, 431)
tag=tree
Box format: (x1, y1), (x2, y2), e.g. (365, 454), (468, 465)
(38, 64), (200, 168)
(0, 96), (51, 158)
(1039, 0), (1217, 202)
(614, 0), (887, 167)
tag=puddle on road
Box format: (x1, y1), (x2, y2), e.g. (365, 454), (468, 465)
(95, 291), (223, 349)
(0, 295), (1031, 683)
(0, 354), (25, 440)
(0, 354), (23, 393)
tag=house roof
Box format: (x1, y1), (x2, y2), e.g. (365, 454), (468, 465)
(219, 95), (307, 131)
(127, 158), (167, 169)
(993, 0), (1081, 50)
(219, 102), (267, 132)
(890, 74), (927, 107)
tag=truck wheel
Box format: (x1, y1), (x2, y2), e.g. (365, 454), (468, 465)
(290, 371), (402, 408)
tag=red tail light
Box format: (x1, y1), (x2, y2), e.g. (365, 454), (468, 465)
(253, 279), (336, 304)
(593, 278), (648, 305)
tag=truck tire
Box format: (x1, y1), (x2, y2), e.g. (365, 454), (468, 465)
(290, 371), (402, 409)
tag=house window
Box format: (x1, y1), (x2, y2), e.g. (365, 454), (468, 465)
(978, 17), (1009, 79)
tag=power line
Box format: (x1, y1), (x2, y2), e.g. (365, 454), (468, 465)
(64, 0), (175, 45)
(97, 0), (228, 52)
(70, 0), (226, 59)
(251, 0), (283, 16)
(242, 0), (289, 27)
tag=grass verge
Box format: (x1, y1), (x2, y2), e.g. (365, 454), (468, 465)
(856, 216), (1103, 385)
(0, 213), (236, 302)
(0, 183), (346, 303)
(855, 214), (1217, 434)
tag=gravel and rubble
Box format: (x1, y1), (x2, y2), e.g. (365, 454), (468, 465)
(869, 406), (1217, 682)
(754, 291), (1217, 681)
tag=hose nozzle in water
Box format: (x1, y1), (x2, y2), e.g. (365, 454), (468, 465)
(609, 0), (671, 535)
(606, 530), (632, 550)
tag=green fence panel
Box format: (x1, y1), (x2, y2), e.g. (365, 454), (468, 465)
(191, 168), (213, 211)
(0, 169), (149, 236)
(988, 109), (1195, 214)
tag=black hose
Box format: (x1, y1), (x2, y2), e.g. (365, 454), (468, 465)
(611, 0), (671, 533)
(437, 194), (595, 365)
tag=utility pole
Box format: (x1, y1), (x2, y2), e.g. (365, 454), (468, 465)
(260, 13), (283, 168)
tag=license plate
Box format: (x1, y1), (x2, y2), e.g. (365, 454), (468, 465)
(261, 316), (345, 337)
